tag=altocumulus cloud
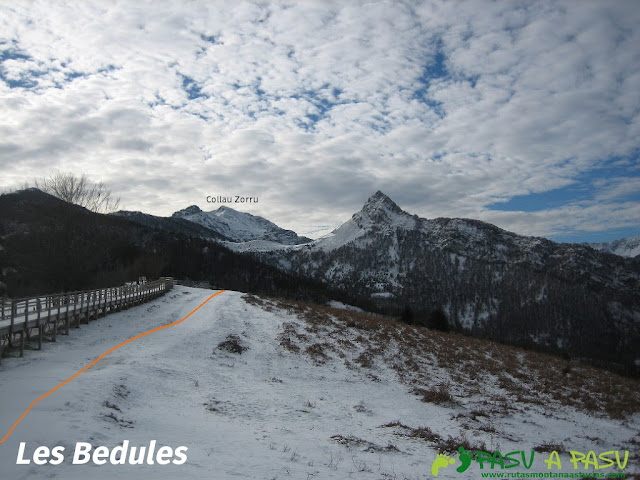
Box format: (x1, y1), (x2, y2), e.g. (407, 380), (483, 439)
(0, 0), (638, 241)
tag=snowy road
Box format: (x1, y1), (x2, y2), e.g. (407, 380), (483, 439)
(0, 286), (636, 480)
(0, 287), (433, 479)
(0, 287), (229, 479)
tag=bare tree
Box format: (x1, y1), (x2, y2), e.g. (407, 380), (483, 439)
(35, 171), (121, 213)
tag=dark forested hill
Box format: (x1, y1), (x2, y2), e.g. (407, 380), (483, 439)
(0, 189), (329, 302)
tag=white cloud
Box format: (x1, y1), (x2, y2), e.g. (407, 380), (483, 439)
(0, 0), (638, 240)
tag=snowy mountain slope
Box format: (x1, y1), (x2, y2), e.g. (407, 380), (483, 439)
(112, 210), (230, 241)
(239, 192), (640, 374)
(0, 286), (637, 480)
(588, 235), (640, 258)
(313, 190), (419, 252)
(172, 205), (311, 245)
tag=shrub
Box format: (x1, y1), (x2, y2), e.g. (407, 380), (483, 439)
(217, 334), (248, 354)
(413, 384), (455, 405)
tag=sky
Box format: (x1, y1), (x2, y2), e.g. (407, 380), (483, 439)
(0, 0), (639, 243)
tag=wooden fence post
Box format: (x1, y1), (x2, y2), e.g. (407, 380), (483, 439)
(24, 299), (30, 342)
(37, 299), (42, 350)
(0, 277), (172, 361)
(9, 301), (16, 348)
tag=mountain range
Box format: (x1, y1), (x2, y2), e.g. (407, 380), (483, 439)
(588, 235), (640, 258)
(225, 191), (640, 372)
(1, 188), (639, 374)
(114, 191), (640, 374)
(171, 204), (311, 244)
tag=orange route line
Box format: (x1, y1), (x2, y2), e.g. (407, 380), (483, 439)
(0, 289), (226, 444)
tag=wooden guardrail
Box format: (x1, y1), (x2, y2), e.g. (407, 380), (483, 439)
(0, 277), (174, 362)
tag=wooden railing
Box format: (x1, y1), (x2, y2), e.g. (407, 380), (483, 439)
(0, 277), (174, 362)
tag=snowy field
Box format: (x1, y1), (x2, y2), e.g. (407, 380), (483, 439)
(0, 286), (637, 479)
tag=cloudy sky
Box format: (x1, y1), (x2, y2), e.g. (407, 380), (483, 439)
(1, 0), (639, 242)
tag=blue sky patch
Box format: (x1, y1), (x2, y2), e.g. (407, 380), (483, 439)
(1, 48), (31, 62)
(552, 226), (640, 244)
(489, 184), (590, 212)
(413, 42), (447, 118)
(180, 73), (207, 101)
(0, 46), (35, 88)
(488, 161), (640, 212)
(200, 33), (221, 45)
(290, 87), (339, 130)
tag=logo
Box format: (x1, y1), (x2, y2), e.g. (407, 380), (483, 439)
(430, 453), (455, 477)
(431, 447), (474, 476)
(429, 447), (628, 477)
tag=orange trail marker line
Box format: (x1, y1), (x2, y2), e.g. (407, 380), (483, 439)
(0, 289), (226, 444)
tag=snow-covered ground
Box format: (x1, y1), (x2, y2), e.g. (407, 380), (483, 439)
(0, 286), (637, 479)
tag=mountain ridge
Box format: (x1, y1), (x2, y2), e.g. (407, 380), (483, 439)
(237, 191), (640, 374)
(587, 235), (640, 258)
(172, 204), (312, 245)
(112, 210), (231, 241)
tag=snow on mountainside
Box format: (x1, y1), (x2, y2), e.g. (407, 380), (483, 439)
(235, 191), (640, 374)
(588, 235), (640, 258)
(0, 287), (637, 480)
(112, 210), (230, 241)
(172, 205), (311, 245)
(314, 190), (418, 251)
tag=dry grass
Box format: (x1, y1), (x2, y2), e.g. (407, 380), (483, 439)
(533, 442), (566, 453)
(305, 342), (332, 364)
(330, 434), (399, 453)
(436, 434), (488, 456)
(277, 322), (302, 353)
(412, 384), (456, 406)
(380, 422), (490, 455)
(243, 294), (640, 421)
(381, 421), (442, 443)
(355, 351), (375, 369)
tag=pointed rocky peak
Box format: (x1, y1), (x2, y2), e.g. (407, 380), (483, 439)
(355, 191), (411, 228)
(362, 191), (403, 214)
(312, 192), (419, 249)
(172, 205), (203, 218)
(314, 191), (417, 251)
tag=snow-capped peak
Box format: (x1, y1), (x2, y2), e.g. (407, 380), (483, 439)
(307, 191), (417, 252)
(361, 191), (404, 217)
(173, 205), (203, 216)
(172, 205), (310, 245)
(353, 191), (415, 230)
